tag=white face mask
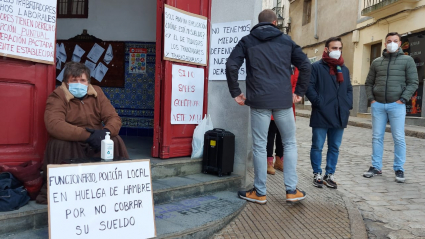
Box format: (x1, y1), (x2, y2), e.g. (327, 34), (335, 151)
(386, 42), (399, 53)
(329, 50), (341, 60)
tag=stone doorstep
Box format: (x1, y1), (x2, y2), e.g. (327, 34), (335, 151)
(0, 191), (246, 239)
(0, 173), (242, 237)
(150, 158), (202, 180)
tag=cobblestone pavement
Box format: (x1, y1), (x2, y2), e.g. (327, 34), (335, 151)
(295, 116), (425, 239)
(214, 116), (425, 239)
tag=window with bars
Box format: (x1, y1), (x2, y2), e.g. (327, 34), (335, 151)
(57, 0), (88, 18)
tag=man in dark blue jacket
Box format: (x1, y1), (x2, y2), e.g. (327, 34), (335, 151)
(305, 37), (353, 190)
(226, 9), (311, 204)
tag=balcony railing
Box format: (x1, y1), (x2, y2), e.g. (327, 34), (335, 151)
(362, 0), (419, 18)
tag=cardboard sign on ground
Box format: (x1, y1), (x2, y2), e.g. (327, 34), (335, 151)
(47, 159), (156, 239)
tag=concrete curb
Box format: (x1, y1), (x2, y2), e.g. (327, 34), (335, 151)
(342, 196), (368, 239)
(295, 111), (425, 139)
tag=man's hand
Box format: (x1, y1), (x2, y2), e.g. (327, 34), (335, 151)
(371, 100), (376, 104)
(396, 100), (404, 104)
(234, 93), (246, 105)
(85, 128), (110, 152)
(292, 93), (302, 104)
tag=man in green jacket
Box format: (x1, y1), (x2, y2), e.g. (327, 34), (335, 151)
(363, 32), (418, 183)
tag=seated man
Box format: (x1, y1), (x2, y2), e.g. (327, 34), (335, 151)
(36, 62), (129, 204)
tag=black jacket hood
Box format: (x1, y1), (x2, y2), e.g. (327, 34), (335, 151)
(250, 22), (283, 41)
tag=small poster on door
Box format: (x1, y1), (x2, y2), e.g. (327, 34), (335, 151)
(129, 48), (147, 74)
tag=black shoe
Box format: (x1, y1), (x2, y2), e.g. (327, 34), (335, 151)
(363, 166), (382, 178)
(323, 174), (338, 189)
(313, 173), (323, 188)
(395, 170), (405, 183)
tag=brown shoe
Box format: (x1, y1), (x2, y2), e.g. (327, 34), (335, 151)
(267, 157), (275, 175)
(238, 188), (267, 204)
(286, 189), (306, 202)
(274, 156), (283, 172)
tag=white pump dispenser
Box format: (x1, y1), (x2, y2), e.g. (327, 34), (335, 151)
(101, 132), (114, 161)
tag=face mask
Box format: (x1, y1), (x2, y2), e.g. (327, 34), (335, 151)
(328, 50), (341, 60)
(68, 83), (88, 98)
(387, 42), (399, 53)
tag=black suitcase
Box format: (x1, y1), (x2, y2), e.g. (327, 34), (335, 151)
(202, 128), (235, 177)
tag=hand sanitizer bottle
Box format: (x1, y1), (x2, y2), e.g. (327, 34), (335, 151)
(101, 132), (114, 161)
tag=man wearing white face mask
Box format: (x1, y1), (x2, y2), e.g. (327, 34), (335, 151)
(305, 37), (353, 189)
(36, 62), (129, 204)
(364, 32), (418, 183)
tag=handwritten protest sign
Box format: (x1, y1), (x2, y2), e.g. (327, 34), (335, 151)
(209, 20), (251, 80)
(48, 160), (156, 239)
(0, 0), (57, 64)
(163, 4), (207, 66)
(171, 64), (204, 124)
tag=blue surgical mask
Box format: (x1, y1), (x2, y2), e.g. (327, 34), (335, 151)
(68, 83), (88, 98)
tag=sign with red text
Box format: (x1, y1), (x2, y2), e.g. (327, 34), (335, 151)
(163, 4), (207, 66)
(209, 20), (251, 80)
(171, 64), (204, 124)
(47, 159), (156, 239)
(0, 0), (57, 64)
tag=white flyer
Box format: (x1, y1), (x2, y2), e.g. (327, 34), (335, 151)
(94, 62), (109, 82)
(85, 60), (96, 78)
(87, 43), (105, 63)
(104, 45), (114, 64)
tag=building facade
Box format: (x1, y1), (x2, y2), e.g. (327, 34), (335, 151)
(353, 0), (425, 118)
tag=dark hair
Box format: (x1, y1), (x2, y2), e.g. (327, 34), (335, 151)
(258, 9), (277, 23)
(385, 32), (401, 41)
(63, 62), (91, 83)
(325, 37), (343, 48)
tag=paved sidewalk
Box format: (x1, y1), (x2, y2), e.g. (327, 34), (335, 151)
(294, 112), (425, 238)
(212, 168), (366, 239)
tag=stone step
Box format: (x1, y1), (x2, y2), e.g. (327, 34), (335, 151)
(0, 191), (245, 239)
(152, 173), (242, 205)
(357, 113), (371, 119)
(0, 173), (241, 236)
(150, 157), (202, 180)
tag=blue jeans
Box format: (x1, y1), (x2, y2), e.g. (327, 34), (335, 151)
(310, 128), (344, 175)
(251, 108), (298, 195)
(371, 102), (406, 171)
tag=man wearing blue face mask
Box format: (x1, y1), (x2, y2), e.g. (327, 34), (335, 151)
(36, 62), (129, 204)
(364, 32), (418, 183)
(305, 37), (353, 189)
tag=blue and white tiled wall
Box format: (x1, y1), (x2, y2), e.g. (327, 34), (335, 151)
(102, 42), (155, 137)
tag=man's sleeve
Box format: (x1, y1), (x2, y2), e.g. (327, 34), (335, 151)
(225, 40), (245, 98)
(44, 93), (91, 142)
(305, 65), (320, 107)
(291, 41), (312, 97)
(347, 70), (353, 110)
(401, 57), (419, 101)
(97, 89), (122, 137)
(365, 61), (376, 102)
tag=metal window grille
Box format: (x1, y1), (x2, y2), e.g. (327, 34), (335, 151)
(57, 0), (88, 18)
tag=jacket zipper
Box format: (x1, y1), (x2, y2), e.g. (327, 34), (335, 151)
(385, 54), (392, 103)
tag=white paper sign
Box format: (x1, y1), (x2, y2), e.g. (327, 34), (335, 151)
(0, 0), (57, 64)
(171, 65), (204, 124)
(163, 4), (207, 66)
(48, 160), (156, 239)
(209, 20), (251, 80)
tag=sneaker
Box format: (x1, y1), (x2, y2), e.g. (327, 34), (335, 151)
(238, 188), (267, 204)
(363, 166), (382, 178)
(395, 170), (405, 183)
(313, 173), (324, 188)
(286, 188), (306, 202)
(323, 174), (338, 189)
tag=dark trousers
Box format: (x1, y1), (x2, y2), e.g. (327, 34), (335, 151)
(266, 120), (283, 158)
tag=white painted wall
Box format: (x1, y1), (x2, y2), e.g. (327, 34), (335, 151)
(210, 0), (263, 189)
(56, 0), (156, 41)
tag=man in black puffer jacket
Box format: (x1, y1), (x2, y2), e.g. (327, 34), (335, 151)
(226, 9), (311, 204)
(363, 32), (418, 183)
